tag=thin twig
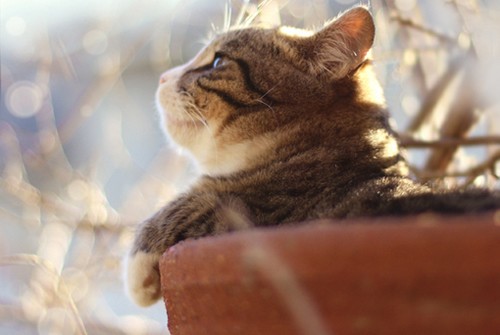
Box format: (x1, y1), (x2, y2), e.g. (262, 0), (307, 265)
(400, 135), (500, 148)
(463, 150), (500, 184)
(412, 150), (500, 181)
(423, 63), (480, 176)
(243, 245), (331, 335)
(390, 14), (457, 44)
(406, 54), (467, 133)
(0, 254), (88, 335)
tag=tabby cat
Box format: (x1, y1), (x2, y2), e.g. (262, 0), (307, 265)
(126, 6), (500, 306)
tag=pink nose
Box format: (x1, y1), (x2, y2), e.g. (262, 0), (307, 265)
(159, 74), (167, 84)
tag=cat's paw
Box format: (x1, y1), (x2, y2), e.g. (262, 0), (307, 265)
(125, 251), (162, 307)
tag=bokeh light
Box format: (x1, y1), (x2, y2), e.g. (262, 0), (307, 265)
(395, 0), (417, 12)
(82, 30), (109, 55)
(5, 16), (27, 36)
(5, 81), (45, 118)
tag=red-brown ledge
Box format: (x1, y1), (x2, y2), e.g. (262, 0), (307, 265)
(160, 212), (500, 335)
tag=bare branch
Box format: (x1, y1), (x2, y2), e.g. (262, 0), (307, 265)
(406, 54), (467, 133)
(412, 150), (500, 182)
(0, 254), (88, 335)
(390, 14), (457, 44)
(400, 135), (500, 148)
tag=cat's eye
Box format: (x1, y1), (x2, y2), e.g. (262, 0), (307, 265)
(212, 54), (225, 69)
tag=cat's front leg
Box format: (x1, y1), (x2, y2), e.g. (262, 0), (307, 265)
(125, 192), (218, 306)
(125, 242), (163, 307)
(125, 192), (249, 306)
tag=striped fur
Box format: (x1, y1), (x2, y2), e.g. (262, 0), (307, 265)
(126, 7), (500, 306)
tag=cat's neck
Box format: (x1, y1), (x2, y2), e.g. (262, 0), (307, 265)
(194, 131), (282, 176)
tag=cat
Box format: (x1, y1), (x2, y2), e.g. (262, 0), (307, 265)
(125, 6), (500, 306)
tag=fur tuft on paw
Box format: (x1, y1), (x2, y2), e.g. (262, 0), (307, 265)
(124, 251), (162, 307)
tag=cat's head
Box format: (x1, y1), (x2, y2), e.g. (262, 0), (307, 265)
(156, 6), (382, 175)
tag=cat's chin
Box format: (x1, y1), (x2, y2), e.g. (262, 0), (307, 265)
(165, 113), (207, 129)
(161, 110), (209, 146)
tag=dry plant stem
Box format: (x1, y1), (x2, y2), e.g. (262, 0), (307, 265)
(411, 150), (500, 182)
(0, 254), (88, 335)
(445, 0), (480, 13)
(408, 58), (428, 103)
(0, 303), (25, 321)
(462, 150), (500, 185)
(0, 178), (81, 222)
(384, 0), (428, 101)
(423, 67), (480, 176)
(58, 27), (155, 143)
(389, 14), (456, 44)
(244, 246), (331, 335)
(400, 135), (500, 148)
(406, 55), (466, 133)
(0, 302), (159, 335)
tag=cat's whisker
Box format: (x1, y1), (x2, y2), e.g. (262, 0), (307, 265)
(177, 92), (203, 130)
(187, 110), (204, 130)
(241, 0), (274, 28)
(178, 92), (219, 165)
(223, 1), (232, 33)
(260, 83), (279, 100)
(256, 99), (280, 126)
(210, 23), (218, 35)
(254, 83), (280, 125)
(190, 109), (209, 129)
(186, 112), (199, 128)
(182, 95), (209, 129)
(234, 0), (251, 28)
(191, 107), (219, 165)
(189, 104), (219, 167)
(317, 62), (335, 77)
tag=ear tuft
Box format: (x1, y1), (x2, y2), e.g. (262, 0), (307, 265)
(310, 6), (375, 79)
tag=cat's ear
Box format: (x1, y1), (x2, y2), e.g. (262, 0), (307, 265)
(308, 6), (375, 79)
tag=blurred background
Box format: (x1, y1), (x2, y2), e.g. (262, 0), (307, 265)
(1, 0), (499, 334)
